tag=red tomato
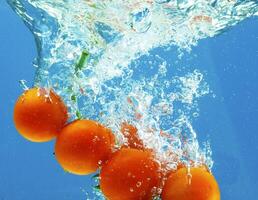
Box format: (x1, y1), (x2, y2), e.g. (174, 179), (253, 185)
(100, 148), (161, 200)
(55, 119), (115, 175)
(13, 87), (68, 142)
(121, 123), (144, 149)
(162, 167), (220, 200)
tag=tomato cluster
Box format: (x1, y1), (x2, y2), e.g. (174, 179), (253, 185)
(14, 87), (220, 200)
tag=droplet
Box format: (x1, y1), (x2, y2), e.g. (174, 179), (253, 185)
(19, 80), (29, 91)
(136, 181), (142, 188)
(155, 0), (171, 4)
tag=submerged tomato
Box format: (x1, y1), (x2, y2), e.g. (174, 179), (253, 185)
(121, 123), (144, 149)
(162, 167), (220, 200)
(14, 87), (68, 142)
(55, 120), (115, 175)
(100, 148), (161, 200)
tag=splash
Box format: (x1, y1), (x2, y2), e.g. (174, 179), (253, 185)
(7, 0), (258, 190)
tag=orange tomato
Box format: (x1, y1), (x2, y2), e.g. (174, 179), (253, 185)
(55, 119), (115, 175)
(100, 148), (161, 200)
(162, 167), (220, 200)
(13, 87), (68, 142)
(121, 123), (144, 149)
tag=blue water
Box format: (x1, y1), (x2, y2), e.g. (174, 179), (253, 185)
(1, 0), (258, 199)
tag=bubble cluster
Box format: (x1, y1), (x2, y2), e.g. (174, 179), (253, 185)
(8, 0), (258, 180)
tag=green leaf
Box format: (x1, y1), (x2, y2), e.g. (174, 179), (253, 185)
(76, 110), (82, 119)
(94, 185), (100, 190)
(71, 94), (77, 102)
(92, 173), (100, 180)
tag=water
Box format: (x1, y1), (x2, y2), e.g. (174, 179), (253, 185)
(2, 0), (258, 199)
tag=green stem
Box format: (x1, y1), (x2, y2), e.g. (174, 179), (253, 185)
(75, 50), (90, 72)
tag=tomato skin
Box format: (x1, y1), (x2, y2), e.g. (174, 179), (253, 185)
(121, 123), (144, 149)
(162, 167), (220, 200)
(55, 119), (115, 175)
(100, 148), (161, 200)
(13, 87), (68, 142)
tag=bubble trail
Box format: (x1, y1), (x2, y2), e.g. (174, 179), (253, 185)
(7, 0), (258, 192)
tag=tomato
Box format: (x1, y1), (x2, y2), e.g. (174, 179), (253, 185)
(121, 123), (144, 149)
(162, 167), (220, 200)
(100, 148), (161, 200)
(13, 87), (68, 142)
(55, 119), (115, 175)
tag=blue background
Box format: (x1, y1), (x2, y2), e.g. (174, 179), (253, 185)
(1, 0), (258, 199)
